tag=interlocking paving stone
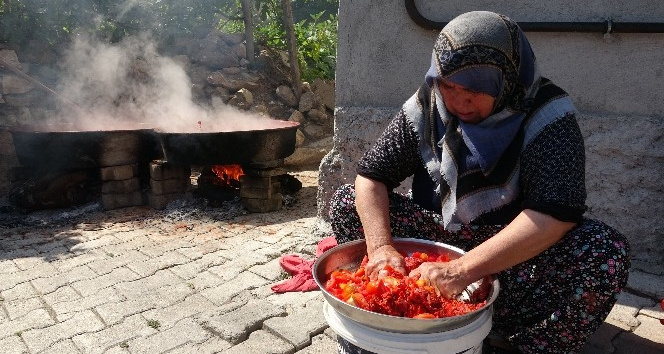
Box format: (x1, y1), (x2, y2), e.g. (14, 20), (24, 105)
(0, 259), (20, 274)
(3, 296), (43, 320)
(626, 270), (664, 298)
(633, 314), (664, 344)
(605, 292), (655, 330)
(197, 299), (286, 344)
(294, 333), (339, 354)
(141, 293), (216, 327)
(1, 282), (36, 301)
(200, 271), (270, 306)
(86, 249), (150, 275)
(42, 285), (81, 306)
(72, 314), (155, 354)
(0, 262), (59, 292)
(40, 338), (81, 354)
(31, 264), (98, 294)
(0, 170), (660, 354)
(0, 335), (29, 354)
(71, 267), (141, 297)
(95, 282), (193, 326)
(51, 287), (123, 320)
(208, 254), (271, 281)
(69, 234), (124, 254)
(21, 310), (104, 353)
(221, 329), (295, 354)
(126, 317), (210, 353)
(263, 300), (328, 350)
(125, 250), (191, 277)
(0, 308), (55, 339)
(163, 335), (233, 353)
(249, 256), (288, 281)
(169, 250), (230, 280)
(113, 269), (183, 299)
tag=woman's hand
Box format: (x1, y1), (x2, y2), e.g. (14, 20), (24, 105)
(366, 244), (407, 279)
(409, 259), (471, 299)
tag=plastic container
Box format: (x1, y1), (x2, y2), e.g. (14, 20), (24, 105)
(324, 302), (492, 354)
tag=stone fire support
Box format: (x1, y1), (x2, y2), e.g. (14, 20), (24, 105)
(148, 160), (191, 209)
(100, 163), (143, 210)
(240, 166), (284, 213)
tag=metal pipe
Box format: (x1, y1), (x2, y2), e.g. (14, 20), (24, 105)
(405, 0), (664, 33)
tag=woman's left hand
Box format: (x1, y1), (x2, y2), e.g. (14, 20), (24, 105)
(409, 259), (471, 299)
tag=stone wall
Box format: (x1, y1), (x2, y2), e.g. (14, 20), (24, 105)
(0, 31), (336, 196)
(319, 0), (664, 273)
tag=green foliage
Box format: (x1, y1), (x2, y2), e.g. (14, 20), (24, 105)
(0, 0), (337, 80)
(294, 11), (337, 81)
(232, 0), (338, 81)
(0, 0), (239, 44)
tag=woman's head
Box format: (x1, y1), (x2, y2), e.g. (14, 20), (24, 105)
(425, 11), (539, 122)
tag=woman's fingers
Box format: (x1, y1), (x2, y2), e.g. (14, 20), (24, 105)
(366, 245), (406, 278)
(409, 261), (469, 299)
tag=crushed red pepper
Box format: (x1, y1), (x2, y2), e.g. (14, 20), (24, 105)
(325, 252), (486, 318)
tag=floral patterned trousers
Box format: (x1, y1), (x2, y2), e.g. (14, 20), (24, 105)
(328, 184), (631, 354)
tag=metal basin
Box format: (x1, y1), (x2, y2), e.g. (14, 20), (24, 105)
(156, 120), (300, 166)
(313, 238), (500, 334)
(10, 123), (157, 173)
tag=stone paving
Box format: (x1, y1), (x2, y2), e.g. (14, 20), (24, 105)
(0, 169), (662, 354)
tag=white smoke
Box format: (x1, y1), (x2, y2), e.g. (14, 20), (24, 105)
(55, 32), (277, 133)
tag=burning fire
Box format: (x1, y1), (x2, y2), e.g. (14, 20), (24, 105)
(211, 164), (245, 187)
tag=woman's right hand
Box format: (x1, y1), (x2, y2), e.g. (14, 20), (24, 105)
(366, 244), (407, 279)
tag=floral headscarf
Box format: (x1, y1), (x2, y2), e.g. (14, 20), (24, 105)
(403, 11), (575, 229)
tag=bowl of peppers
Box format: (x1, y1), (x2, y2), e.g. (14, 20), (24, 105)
(313, 238), (500, 333)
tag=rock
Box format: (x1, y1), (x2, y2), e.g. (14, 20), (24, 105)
(194, 38), (239, 69)
(207, 70), (260, 92)
(1, 74), (33, 95)
(276, 85), (298, 107)
(295, 129), (306, 147)
(289, 110), (305, 124)
(228, 88), (253, 110)
(172, 55), (191, 71)
(303, 123), (331, 140)
(298, 91), (316, 112)
(307, 108), (330, 125)
(221, 33), (245, 46)
(267, 105), (293, 120)
(0, 50), (23, 71)
(231, 43), (247, 61)
(312, 78), (335, 111)
(284, 136), (333, 168)
(2, 91), (46, 107)
(251, 105), (269, 116)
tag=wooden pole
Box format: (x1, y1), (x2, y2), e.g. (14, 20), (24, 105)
(240, 0), (255, 68)
(280, 0), (301, 100)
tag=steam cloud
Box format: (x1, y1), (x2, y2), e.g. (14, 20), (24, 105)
(55, 32), (275, 133)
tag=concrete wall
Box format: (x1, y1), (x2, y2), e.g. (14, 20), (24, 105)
(318, 0), (664, 273)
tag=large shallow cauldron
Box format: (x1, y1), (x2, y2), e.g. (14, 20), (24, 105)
(157, 120), (299, 166)
(313, 238), (500, 334)
(11, 123), (156, 173)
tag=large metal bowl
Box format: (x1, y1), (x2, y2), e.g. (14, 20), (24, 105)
(313, 238), (500, 334)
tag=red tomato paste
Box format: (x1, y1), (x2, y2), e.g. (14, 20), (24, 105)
(325, 252), (486, 318)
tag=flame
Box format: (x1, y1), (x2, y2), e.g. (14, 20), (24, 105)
(211, 164), (244, 186)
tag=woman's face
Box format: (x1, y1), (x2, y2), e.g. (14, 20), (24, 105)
(438, 79), (496, 124)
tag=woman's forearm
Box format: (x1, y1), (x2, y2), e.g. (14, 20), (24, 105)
(459, 209), (576, 282)
(354, 175), (393, 255)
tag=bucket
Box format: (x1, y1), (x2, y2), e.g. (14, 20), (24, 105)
(324, 302), (492, 354)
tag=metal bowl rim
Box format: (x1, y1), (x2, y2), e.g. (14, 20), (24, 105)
(313, 237), (500, 333)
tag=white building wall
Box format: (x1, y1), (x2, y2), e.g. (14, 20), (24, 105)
(319, 0), (664, 273)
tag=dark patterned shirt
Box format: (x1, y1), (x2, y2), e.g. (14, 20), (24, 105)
(357, 111), (587, 225)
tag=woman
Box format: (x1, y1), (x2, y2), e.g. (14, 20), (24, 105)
(329, 11), (630, 354)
